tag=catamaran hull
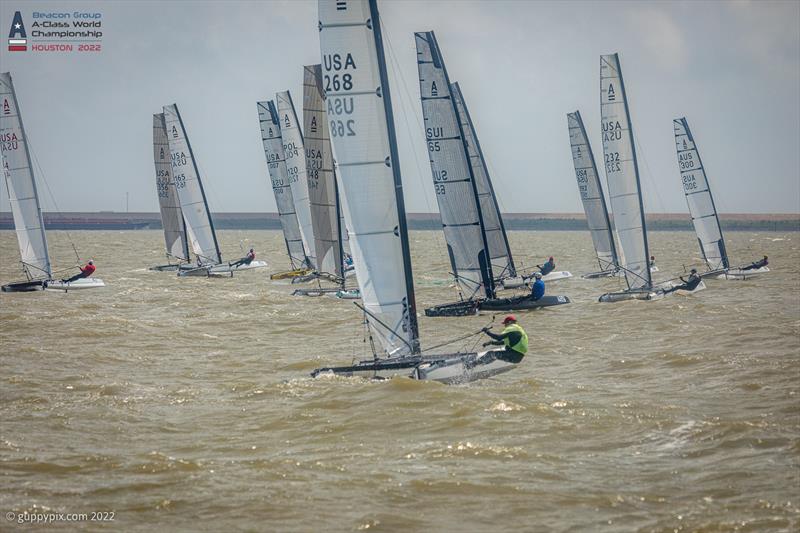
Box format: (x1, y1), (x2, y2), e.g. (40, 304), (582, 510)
(581, 269), (619, 279)
(311, 350), (517, 384)
(336, 289), (361, 300)
(270, 268), (314, 280)
(45, 278), (106, 291)
(598, 289), (663, 303)
(178, 260), (268, 277)
(211, 260), (268, 274)
(479, 294), (570, 311)
(149, 263), (193, 272)
(717, 267), (769, 280)
(1, 280), (46, 292)
(501, 271), (573, 288)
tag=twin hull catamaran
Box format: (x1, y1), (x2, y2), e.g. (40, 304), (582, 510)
(414, 31), (570, 317)
(311, 0), (520, 383)
(1, 72), (104, 292)
(162, 104), (267, 277)
(673, 117), (768, 280)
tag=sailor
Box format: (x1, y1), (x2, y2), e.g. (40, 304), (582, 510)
(539, 256), (555, 276)
(664, 268), (701, 293)
(530, 272), (545, 300)
(62, 260), (96, 283)
(481, 315), (529, 364)
(742, 255), (768, 271)
(650, 255), (656, 267)
(231, 248), (256, 268)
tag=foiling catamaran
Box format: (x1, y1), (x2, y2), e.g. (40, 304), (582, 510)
(150, 113), (191, 271)
(162, 104), (267, 277)
(311, 0), (521, 383)
(1, 72), (105, 292)
(673, 117), (769, 280)
(414, 31), (570, 317)
(596, 54), (663, 303)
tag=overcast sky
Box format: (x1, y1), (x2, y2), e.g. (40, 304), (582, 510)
(1, 0), (798, 214)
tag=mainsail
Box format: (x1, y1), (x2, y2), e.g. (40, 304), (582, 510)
(0, 72), (52, 280)
(275, 90), (316, 268)
(319, 0), (420, 355)
(162, 104), (222, 266)
(673, 117), (728, 271)
(257, 100), (309, 269)
(303, 64), (344, 279)
(599, 53), (651, 290)
(451, 82), (515, 281)
(567, 110), (618, 270)
(152, 113), (189, 261)
(415, 31), (494, 299)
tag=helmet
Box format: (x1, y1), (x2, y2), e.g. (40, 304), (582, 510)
(690, 268), (697, 273)
(503, 315), (517, 324)
(548, 256), (554, 261)
(88, 260), (93, 265)
(249, 248), (254, 252)
(534, 272), (542, 279)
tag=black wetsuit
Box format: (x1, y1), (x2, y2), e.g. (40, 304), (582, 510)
(666, 274), (701, 293)
(231, 254), (255, 267)
(742, 258), (768, 271)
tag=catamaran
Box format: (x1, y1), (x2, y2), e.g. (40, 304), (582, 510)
(1, 72), (105, 292)
(414, 31), (570, 317)
(596, 54), (663, 303)
(162, 104), (267, 277)
(673, 117), (768, 280)
(149, 113), (191, 271)
(567, 110), (621, 278)
(311, 0), (521, 383)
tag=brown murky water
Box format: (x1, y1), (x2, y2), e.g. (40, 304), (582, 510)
(1, 229), (798, 531)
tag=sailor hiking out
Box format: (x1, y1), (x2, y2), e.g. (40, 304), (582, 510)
(62, 260), (96, 283)
(742, 255), (768, 271)
(539, 257), (556, 276)
(481, 315), (529, 364)
(231, 248), (256, 268)
(665, 268), (701, 294)
(530, 272), (545, 300)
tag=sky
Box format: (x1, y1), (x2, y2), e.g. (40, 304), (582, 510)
(1, 0), (798, 214)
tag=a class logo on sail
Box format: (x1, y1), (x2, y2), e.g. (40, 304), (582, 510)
(7, 11), (27, 51)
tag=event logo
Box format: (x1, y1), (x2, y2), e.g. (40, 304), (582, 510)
(8, 11), (27, 51)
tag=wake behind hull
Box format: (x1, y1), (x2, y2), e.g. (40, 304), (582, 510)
(1, 280), (46, 292)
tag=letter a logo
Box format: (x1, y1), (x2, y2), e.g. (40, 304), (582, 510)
(607, 84), (616, 102)
(8, 11), (27, 51)
(431, 80), (438, 97)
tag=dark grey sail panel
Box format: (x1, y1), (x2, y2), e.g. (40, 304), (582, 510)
(567, 110), (618, 270)
(257, 100), (308, 269)
(303, 64), (343, 278)
(153, 113), (189, 261)
(451, 82), (515, 280)
(415, 31), (493, 298)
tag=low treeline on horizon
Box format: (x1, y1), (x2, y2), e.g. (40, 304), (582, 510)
(1, 212), (797, 232)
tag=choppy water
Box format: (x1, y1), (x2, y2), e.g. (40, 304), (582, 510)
(1, 229), (798, 532)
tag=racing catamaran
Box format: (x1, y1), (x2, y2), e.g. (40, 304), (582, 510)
(673, 117), (769, 280)
(1, 72), (105, 292)
(311, 0), (521, 383)
(415, 31), (570, 317)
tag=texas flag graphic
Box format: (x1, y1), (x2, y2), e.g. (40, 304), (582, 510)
(8, 11), (27, 51)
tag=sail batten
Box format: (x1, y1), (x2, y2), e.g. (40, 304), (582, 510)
(0, 72), (52, 280)
(257, 101), (308, 269)
(162, 104), (222, 266)
(599, 54), (650, 289)
(673, 117), (728, 271)
(152, 113), (189, 261)
(415, 31), (494, 298)
(318, 0), (419, 355)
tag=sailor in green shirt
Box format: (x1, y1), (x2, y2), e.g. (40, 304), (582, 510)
(481, 315), (529, 364)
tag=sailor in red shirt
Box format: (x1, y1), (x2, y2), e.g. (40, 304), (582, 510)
(231, 248), (255, 268)
(62, 260), (96, 283)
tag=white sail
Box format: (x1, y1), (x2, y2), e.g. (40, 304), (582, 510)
(276, 90), (316, 269)
(568, 110), (618, 270)
(303, 64), (344, 278)
(152, 113), (189, 261)
(162, 104), (221, 265)
(0, 72), (51, 280)
(415, 31), (493, 299)
(318, 0), (420, 355)
(600, 53), (651, 289)
(257, 100), (309, 270)
(674, 118), (728, 271)
(451, 82), (515, 281)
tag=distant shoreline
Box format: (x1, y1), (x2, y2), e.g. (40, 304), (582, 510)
(1, 212), (798, 231)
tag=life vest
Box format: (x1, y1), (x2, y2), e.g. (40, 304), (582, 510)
(502, 323), (528, 355)
(82, 263), (96, 276)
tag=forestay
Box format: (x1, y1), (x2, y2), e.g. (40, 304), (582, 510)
(0, 72), (51, 280)
(415, 31), (493, 298)
(674, 118), (728, 271)
(152, 113), (189, 261)
(318, 0), (420, 356)
(303, 64), (344, 278)
(258, 101), (309, 269)
(162, 104), (222, 265)
(451, 82), (515, 281)
(599, 54), (650, 289)
(567, 110), (618, 270)
(276, 90), (316, 268)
